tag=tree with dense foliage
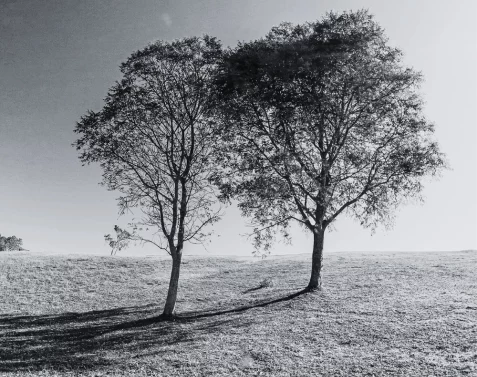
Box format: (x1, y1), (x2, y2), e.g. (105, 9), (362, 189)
(74, 36), (223, 318)
(213, 10), (446, 290)
(0, 234), (23, 251)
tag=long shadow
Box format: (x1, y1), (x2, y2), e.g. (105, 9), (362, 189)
(179, 288), (309, 320)
(0, 289), (309, 372)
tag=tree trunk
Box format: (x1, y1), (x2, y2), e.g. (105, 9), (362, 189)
(162, 252), (182, 318)
(307, 228), (324, 291)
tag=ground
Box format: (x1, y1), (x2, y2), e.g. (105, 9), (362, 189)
(0, 250), (476, 376)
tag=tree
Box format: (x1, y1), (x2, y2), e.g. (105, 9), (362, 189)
(0, 234), (23, 251)
(74, 36), (223, 318)
(213, 10), (446, 290)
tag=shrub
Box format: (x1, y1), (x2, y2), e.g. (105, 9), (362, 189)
(0, 234), (23, 251)
(258, 278), (274, 288)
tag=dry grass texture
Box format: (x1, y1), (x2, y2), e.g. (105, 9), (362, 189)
(0, 250), (476, 376)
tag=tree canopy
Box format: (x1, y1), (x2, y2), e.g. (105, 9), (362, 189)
(213, 10), (446, 289)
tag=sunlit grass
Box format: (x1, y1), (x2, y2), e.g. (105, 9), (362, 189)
(1, 250), (476, 376)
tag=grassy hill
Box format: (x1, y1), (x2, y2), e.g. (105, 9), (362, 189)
(0, 250), (476, 376)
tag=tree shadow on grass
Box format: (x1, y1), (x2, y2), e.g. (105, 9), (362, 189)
(0, 289), (309, 373)
(180, 288), (308, 319)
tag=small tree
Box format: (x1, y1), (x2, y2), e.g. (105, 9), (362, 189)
(74, 36), (223, 318)
(214, 10), (446, 290)
(0, 234), (23, 251)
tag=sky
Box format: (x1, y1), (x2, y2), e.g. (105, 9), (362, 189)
(1, 0), (476, 256)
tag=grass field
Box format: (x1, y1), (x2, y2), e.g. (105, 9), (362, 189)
(0, 250), (476, 376)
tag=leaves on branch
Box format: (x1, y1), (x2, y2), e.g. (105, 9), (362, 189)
(75, 36), (223, 256)
(213, 10), (447, 252)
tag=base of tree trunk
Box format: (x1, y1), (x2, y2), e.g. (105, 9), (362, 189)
(305, 284), (322, 292)
(158, 313), (178, 321)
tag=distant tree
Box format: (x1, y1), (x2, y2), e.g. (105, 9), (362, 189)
(74, 36), (223, 318)
(213, 10), (447, 290)
(0, 234), (23, 251)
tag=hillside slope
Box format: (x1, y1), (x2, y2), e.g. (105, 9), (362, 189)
(1, 250), (476, 376)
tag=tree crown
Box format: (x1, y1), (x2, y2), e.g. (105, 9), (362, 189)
(74, 36), (223, 254)
(213, 10), (446, 252)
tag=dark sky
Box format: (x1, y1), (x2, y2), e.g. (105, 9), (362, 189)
(1, 0), (476, 255)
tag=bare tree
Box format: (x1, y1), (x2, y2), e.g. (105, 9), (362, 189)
(214, 11), (447, 290)
(74, 36), (222, 318)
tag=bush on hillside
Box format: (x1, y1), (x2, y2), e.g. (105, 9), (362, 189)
(0, 235), (23, 251)
(258, 278), (274, 288)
